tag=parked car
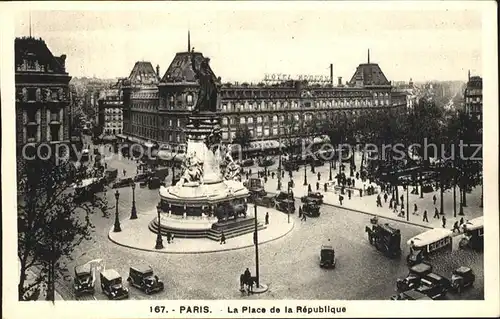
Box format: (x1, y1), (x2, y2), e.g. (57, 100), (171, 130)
(450, 266), (475, 293)
(239, 159), (255, 167)
(414, 272), (451, 299)
(100, 269), (129, 300)
(396, 263), (433, 292)
(127, 265), (164, 294)
(253, 194), (276, 208)
(303, 202), (320, 217)
(391, 290), (433, 300)
(73, 264), (95, 297)
(148, 177), (162, 189)
(134, 173), (150, 183)
(319, 244), (336, 268)
(258, 157), (275, 167)
(112, 178), (135, 189)
(104, 168), (118, 183)
(301, 192), (324, 205)
(275, 199), (295, 214)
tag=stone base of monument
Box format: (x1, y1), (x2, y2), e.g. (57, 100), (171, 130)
(149, 215), (266, 240)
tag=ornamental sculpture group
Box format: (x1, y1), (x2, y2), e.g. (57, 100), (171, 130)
(190, 49), (221, 114)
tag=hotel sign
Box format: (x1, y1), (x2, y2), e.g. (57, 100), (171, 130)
(263, 73), (331, 84)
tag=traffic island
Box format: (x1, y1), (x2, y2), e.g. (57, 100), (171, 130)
(108, 205), (294, 254)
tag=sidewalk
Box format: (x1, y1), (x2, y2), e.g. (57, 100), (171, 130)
(254, 154), (483, 231)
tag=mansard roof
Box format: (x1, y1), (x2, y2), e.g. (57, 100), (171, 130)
(161, 51), (217, 83)
(127, 61), (159, 86)
(348, 63), (390, 87)
(15, 37), (68, 74)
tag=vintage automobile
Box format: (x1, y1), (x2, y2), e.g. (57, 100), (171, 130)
(275, 191), (294, 202)
(414, 272), (451, 299)
(319, 244), (336, 268)
(127, 265), (164, 294)
(391, 290), (433, 300)
(100, 269), (129, 300)
(365, 222), (401, 258)
(148, 177), (162, 189)
(253, 194), (276, 208)
(301, 192), (324, 205)
(238, 159), (255, 167)
(396, 263), (433, 292)
(276, 199), (295, 214)
(134, 173), (150, 183)
(104, 168), (118, 183)
(73, 264), (95, 297)
(258, 157), (275, 167)
(244, 178), (267, 199)
(450, 266), (475, 293)
(112, 177), (135, 189)
(73, 177), (105, 203)
(459, 216), (484, 251)
(303, 202), (320, 217)
(406, 228), (453, 265)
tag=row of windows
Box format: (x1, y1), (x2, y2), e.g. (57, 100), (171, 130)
(158, 130), (183, 143)
(219, 98), (390, 112)
(104, 129), (122, 134)
(105, 115), (122, 121)
(132, 113), (157, 127)
(465, 97), (482, 103)
(132, 100), (159, 111)
(105, 122), (122, 127)
(104, 108), (123, 114)
(221, 111), (360, 126)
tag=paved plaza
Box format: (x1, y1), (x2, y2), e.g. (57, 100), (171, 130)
(48, 152), (483, 301)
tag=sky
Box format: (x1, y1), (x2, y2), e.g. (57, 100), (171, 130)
(14, 4), (483, 83)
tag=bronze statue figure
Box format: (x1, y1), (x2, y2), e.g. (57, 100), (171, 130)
(190, 52), (220, 113)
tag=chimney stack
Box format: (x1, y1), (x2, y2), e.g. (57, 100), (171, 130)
(338, 76), (342, 87)
(156, 65), (160, 77)
(368, 49), (370, 64)
(330, 64), (334, 85)
(468, 70), (470, 80)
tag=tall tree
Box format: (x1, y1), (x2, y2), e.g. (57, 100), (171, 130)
(232, 125), (252, 158)
(17, 155), (108, 301)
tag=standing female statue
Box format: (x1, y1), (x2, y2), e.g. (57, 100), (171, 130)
(190, 51), (220, 113)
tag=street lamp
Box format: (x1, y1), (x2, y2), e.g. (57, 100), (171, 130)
(287, 184), (291, 224)
(171, 161), (176, 186)
(406, 183), (409, 222)
(329, 160), (333, 181)
(113, 190), (121, 232)
(303, 164), (308, 186)
(155, 203), (164, 249)
(253, 204), (260, 288)
(277, 148), (282, 191)
(130, 182), (137, 219)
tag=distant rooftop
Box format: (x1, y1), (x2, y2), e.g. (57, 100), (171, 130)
(15, 36), (68, 74)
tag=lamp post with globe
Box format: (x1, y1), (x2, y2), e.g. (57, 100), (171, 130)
(113, 190), (121, 232)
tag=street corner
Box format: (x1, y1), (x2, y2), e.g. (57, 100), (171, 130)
(108, 206), (295, 254)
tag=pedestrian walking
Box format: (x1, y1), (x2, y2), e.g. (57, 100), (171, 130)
(123, 169), (126, 176)
(400, 207), (405, 218)
(433, 207), (440, 219)
(384, 193), (388, 203)
(324, 183), (327, 192)
(301, 211), (307, 221)
(339, 195), (344, 205)
(452, 221), (460, 233)
(317, 172), (321, 181)
(282, 171), (285, 178)
(265, 212), (269, 225)
(359, 189), (363, 197)
(376, 194), (382, 207)
(352, 179), (355, 187)
(459, 217), (464, 226)
(166, 231), (172, 244)
(389, 199), (393, 209)
(298, 206), (303, 218)
(347, 189), (352, 200)
(355, 172), (359, 179)
(433, 194), (437, 205)
(413, 203), (418, 215)
(316, 182), (320, 191)
(271, 172), (275, 179)
(423, 210), (429, 222)
(442, 215), (446, 228)
(220, 232), (226, 244)
(264, 175), (268, 183)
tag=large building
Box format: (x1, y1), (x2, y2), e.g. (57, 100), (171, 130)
(15, 37), (72, 153)
(464, 72), (482, 120)
(121, 41), (406, 153)
(98, 88), (123, 135)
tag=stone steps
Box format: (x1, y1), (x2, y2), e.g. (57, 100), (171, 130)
(148, 218), (266, 241)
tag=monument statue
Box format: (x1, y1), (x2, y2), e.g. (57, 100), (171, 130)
(222, 150), (242, 182)
(190, 51), (220, 113)
(176, 152), (204, 186)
